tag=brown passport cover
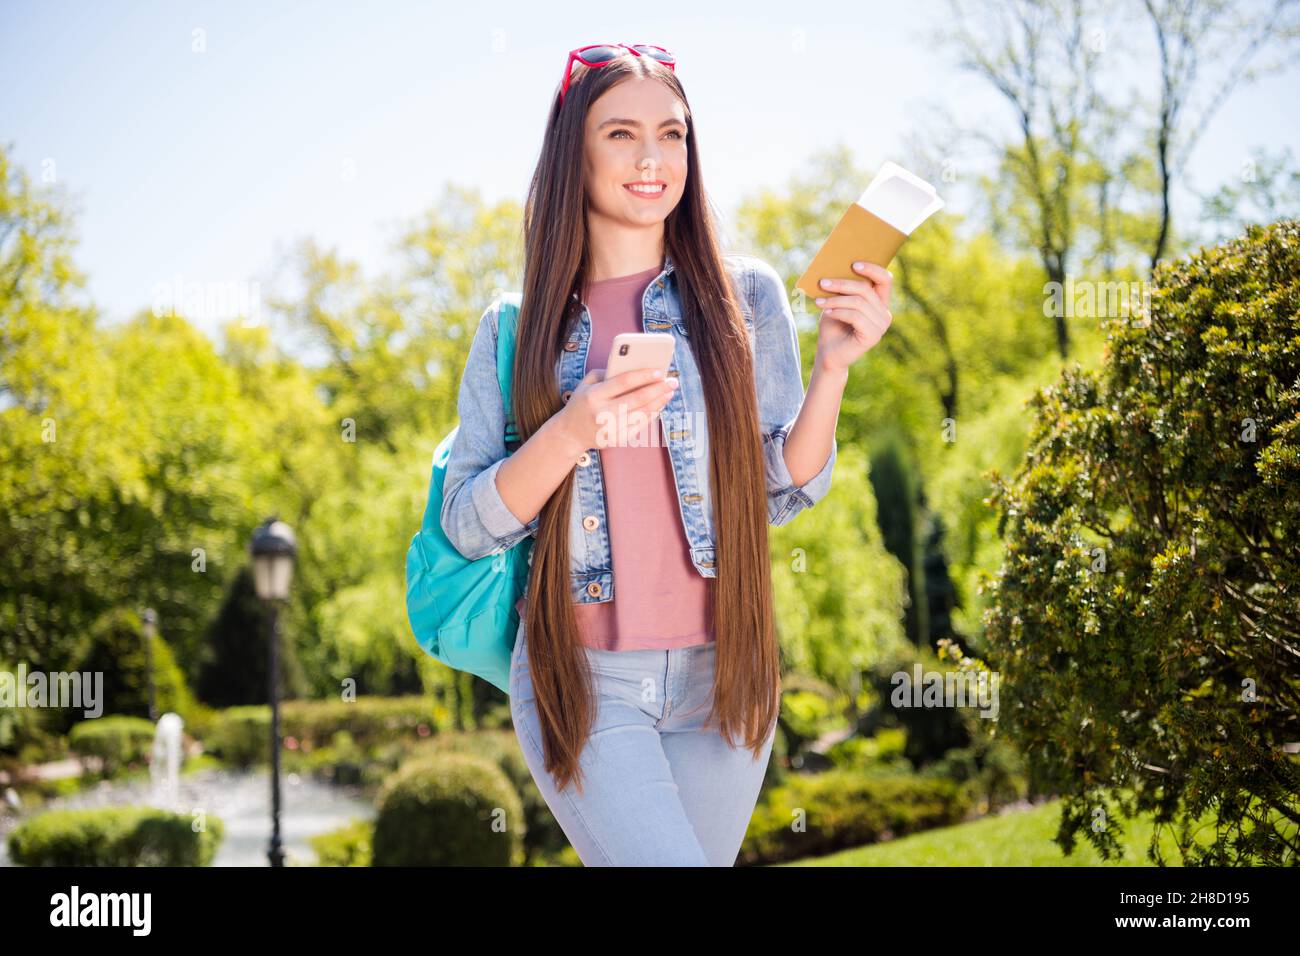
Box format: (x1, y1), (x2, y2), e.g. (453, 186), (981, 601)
(795, 205), (908, 304)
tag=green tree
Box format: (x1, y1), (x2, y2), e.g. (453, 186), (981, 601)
(982, 220), (1300, 865)
(770, 444), (911, 704)
(72, 608), (196, 730)
(1, 147), (258, 673)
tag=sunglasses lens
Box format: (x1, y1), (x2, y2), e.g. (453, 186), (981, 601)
(631, 45), (674, 64)
(577, 45), (626, 65)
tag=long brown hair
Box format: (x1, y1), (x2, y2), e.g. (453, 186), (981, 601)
(513, 51), (780, 794)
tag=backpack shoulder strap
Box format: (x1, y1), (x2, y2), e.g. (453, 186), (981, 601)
(496, 292), (523, 449)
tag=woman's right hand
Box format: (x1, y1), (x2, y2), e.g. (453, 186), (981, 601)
(554, 367), (680, 453)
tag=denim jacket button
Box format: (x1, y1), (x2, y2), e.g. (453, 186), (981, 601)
(577, 452), (591, 466)
(563, 341), (579, 352)
(586, 582), (602, 597)
(561, 389), (573, 403)
(582, 515), (599, 531)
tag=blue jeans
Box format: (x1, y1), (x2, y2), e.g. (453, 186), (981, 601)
(508, 618), (776, 866)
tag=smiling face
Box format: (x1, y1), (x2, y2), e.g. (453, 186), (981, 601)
(582, 76), (688, 228)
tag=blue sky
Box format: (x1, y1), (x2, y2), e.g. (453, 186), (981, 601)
(2, 0), (1297, 338)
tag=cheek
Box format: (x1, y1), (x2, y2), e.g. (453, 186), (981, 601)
(585, 143), (618, 182)
(670, 152), (688, 195)
(670, 147), (687, 178)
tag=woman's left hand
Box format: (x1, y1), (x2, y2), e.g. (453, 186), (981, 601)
(812, 260), (893, 373)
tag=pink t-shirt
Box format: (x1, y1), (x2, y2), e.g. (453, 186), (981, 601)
(574, 265), (714, 650)
(509, 265), (717, 650)
(512, 264), (715, 652)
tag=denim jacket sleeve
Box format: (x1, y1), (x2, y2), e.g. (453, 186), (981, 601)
(748, 257), (837, 525)
(439, 297), (540, 560)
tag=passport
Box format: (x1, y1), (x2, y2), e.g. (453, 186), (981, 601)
(795, 161), (945, 303)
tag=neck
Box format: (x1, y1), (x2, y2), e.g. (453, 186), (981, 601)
(585, 215), (665, 282)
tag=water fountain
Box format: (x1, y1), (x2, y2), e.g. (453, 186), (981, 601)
(0, 713), (376, 866)
(149, 712), (184, 810)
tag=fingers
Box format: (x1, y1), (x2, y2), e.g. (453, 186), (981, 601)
(613, 378), (678, 411)
(816, 291), (891, 327)
(815, 293), (878, 310)
(598, 366), (668, 398)
(594, 380), (676, 446)
(819, 266), (893, 310)
(584, 369), (676, 413)
(852, 261), (893, 307)
(852, 261), (892, 287)
(821, 303), (885, 337)
(817, 281), (886, 312)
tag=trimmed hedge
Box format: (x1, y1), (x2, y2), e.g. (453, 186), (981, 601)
(202, 705), (269, 768)
(281, 697), (437, 749)
(68, 716), (157, 777)
(202, 696), (438, 767)
(826, 728), (909, 772)
(7, 806), (224, 866)
(740, 769), (972, 865)
(372, 753), (524, 867)
(310, 818), (372, 867)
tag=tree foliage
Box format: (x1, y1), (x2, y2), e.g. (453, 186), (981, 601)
(982, 220), (1300, 864)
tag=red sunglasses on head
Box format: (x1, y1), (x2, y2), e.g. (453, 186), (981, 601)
(558, 43), (676, 104)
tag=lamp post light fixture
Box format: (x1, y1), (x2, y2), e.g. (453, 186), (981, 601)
(249, 516), (297, 868)
(141, 608), (158, 722)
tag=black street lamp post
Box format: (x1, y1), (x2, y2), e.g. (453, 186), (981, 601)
(249, 516), (297, 868)
(141, 608), (158, 722)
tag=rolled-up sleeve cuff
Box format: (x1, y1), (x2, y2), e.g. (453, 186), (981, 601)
(470, 457), (539, 546)
(764, 425), (836, 517)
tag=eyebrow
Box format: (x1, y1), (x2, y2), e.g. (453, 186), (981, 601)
(597, 118), (686, 130)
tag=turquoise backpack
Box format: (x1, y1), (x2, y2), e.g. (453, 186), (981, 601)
(405, 293), (533, 694)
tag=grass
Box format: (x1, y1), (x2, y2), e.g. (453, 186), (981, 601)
(782, 797), (1195, 866)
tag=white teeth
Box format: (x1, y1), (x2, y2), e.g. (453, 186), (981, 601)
(625, 184), (665, 194)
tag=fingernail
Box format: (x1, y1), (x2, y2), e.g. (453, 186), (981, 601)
(815, 297), (825, 305)
(854, 261), (867, 269)
(820, 278), (832, 288)
(653, 369), (665, 377)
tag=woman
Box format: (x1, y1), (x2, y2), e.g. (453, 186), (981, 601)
(439, 43), (894, 865)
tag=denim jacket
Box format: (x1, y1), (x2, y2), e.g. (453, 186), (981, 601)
(439, 251), (837, 604)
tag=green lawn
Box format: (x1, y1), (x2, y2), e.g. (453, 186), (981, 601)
(783, 798), (1194, 866)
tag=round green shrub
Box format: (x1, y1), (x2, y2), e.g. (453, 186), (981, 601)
(415, 729), (563, 863)
(68, 716), (156, 777)
(372, 753), (524, 866)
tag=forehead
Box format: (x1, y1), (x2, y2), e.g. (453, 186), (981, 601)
(586, 77), (685, 126)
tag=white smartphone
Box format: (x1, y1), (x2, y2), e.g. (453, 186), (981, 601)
(603, 332), (675, 379)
